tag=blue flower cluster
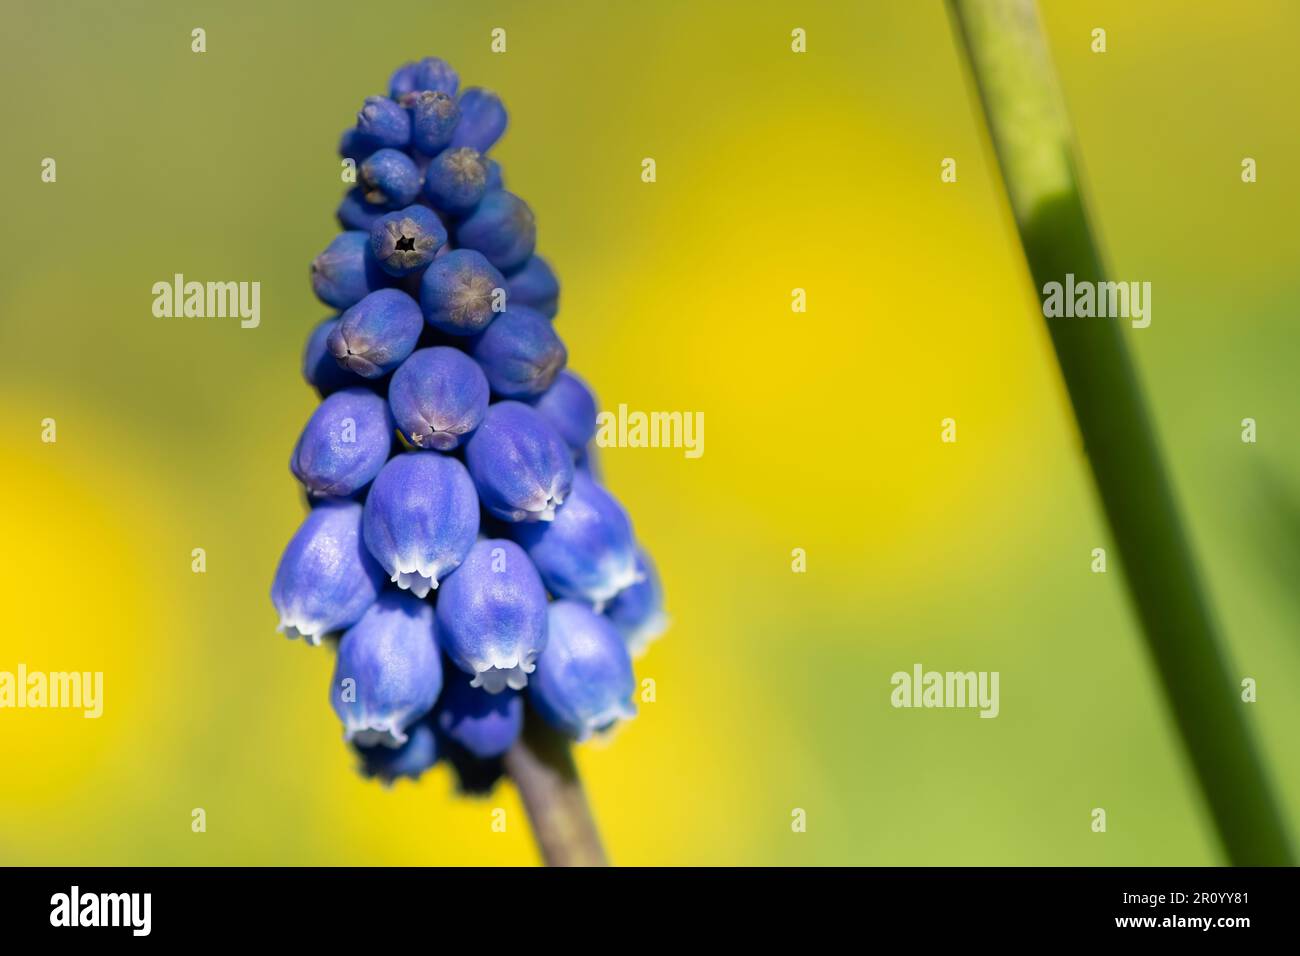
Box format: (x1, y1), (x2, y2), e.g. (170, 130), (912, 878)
(273, 57), (668, 787)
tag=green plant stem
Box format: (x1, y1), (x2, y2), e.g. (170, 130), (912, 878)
(504, 711), (609, 866)
(947, 0), (1292, 865)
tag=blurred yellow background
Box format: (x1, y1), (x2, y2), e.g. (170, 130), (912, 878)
(1, 0), (1297, 864)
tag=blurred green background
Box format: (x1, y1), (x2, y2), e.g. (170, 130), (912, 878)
(1, 0), (1297, 865)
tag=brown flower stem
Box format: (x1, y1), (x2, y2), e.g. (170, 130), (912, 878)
(504, 710), (609, 866)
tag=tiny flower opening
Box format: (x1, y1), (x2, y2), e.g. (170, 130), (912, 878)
(277, 620), (324, 646)
(470, 659), (537, 694)
(346, 719), (410, 749)
(392, 569), (438, 599)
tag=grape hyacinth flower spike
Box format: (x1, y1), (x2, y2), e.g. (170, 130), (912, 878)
(272, 56), (667, 867)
